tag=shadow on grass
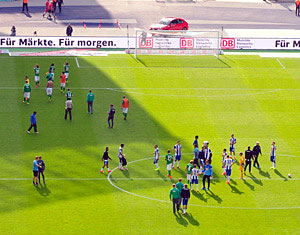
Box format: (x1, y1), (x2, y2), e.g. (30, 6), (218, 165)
(192, 190), (207, 203)
(229, 184), (244, 195)
(242, 179), (255, 191)
(36, 184), (51, 197)
(156, 170), (168, 181)
(175, 213), (188, 227)
(259, 169), (270, 179)
(206, 190), (222, 204)
(274, 169), (288, 181)
(185, 213), (200, 226)
(249, 173), (263, 186)
(122, 170), (131, 178)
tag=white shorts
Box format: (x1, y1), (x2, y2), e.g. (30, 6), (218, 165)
(46, 88), (53, 95)
(65, 73), (69, 78)
(61, 83), (66, 88)
(34, 76), (40, 82)
(24, 92), (30, 98)
(122, 108), (128, 113)
(187, 174), (191, 181)
(167, 163), (172, 171)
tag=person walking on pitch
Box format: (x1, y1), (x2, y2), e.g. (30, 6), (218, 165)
(173, 140), (182, 169)
(181, 184), (190, 215)
(100, 147), (112, 173)
(239, 152), (245, 179)
(121, 96), (129, 120)
(193, 144), (200, 168)
(186, 160), (194, 185)
(222, 148), (228, 176)
(201, 160), (213, 191)
(60, 72), (66, 93)
(193, 135), (199, 148)
(253, 141), (262, 169)
(33, 64), (40, 88)
(65, 99), (73, 121)
(190, 164), (200, 192)
(270, 141), (277, 169)
(87, 90), (94, 114)
(169, 184), (180, 214)
(176, 178), (184, 209)
(224, 154), (235, 184)
(108, 104), (115, 128)
(165, 150), (173, 179)
(37, 156), (46, 185)
(46, 79), (53, 101)
(23, 80), (31, 104)
(64, 61), (70, 82)
(229, 133), (236, 159)
(244, 146), (253, 174)
(118, 144), (125, 170)
(152, 144), (160, 170)
(27, 111), (38, 134)
(65, 88), (73, 100)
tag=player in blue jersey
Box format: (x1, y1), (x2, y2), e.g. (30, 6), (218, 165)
(152, 144), (160, 170)
(193, 144), (200, 168)
(173, 140), (182, 169)
(222, 148), (228, 176)
(229, 133), (237, 159)
(224, 155), (235, 185)
(270, 141), (277, 169)
(190, 164), (200, 192)
(193, 135), (199, 148)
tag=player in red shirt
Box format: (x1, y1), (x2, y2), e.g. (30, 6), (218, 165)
(60, 71), (66, 93)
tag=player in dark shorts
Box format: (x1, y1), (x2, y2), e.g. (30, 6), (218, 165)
(100, 147), (112, 173)
(37, 156), (46, 185)
(122, 155), (128, 170)
(108, 104), (115, 128)
(33, 156), (39, 186)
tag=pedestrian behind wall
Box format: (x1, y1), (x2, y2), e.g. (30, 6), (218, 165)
(296, 0), (300, 16)
(10, 26), (16, 36)
(58, 0), (63, 13)
(66, 24), (73, 36)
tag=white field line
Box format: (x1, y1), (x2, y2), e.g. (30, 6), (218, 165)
(75, 57), (80, 68)
(277, 58), (286, 69)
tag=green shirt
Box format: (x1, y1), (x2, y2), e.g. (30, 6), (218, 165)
(34, 68), (40, 76)
(64, 65), (70, 73)
(46, 73), (54, 81)
(186, 163), (194, 174)
(66, 91), (73, 100)
(86, 92), (94, 102)
(170, 188), (180, 200)
(165, 154), (173, 165)
(176, 182), (184, 194)
(50, 66), (55, 73)
(23, 84), (31, 92)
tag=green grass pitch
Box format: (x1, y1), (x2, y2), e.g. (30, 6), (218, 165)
(0, 54), (300, 234)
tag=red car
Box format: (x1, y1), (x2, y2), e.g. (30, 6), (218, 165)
(149, 17), (189, 31)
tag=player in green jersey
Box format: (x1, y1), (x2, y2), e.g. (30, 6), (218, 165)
(64, 61), (70, 83)
(165, 150), (173, 179)
(33, 64), (40, 88)
(65, 88), (73, 100)
(23, 80), (31, 104)
(169, 184), (180, 214)
(186, 160), (194, 185)
(49, 63), (55, 80)
(46, 69), (54, 82)
(176, 178), (184, 210)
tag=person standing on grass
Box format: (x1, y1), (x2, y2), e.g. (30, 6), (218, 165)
(193, 135), (199, 148)
(65, 99), (73, 121)
(33, 156), (39, 186)
(152, 144), (160, 170)
(87, 90), (94, 114)
(203, 141), (212, 164)
(169, 184), (180, 214)
(193, 144), (200, 168)
(23, 80), (31, 104)
(46, 69), (54, 82)
(100, 147), (112, 173)
(239, 152), (245, 179)
(22, 0), (29, 13)
(108, 104), (115, 128)
(64, 61), (70, 83)
(118, 144), (125, 170)
(173, 140), (182, 169)
(37, 156), (46, 185)
(122, 154), (128, 171)
(60, 72), (66, 93)
(244, 146), (253, 174)
(186, 160), (194, 185)
(33, 64), (40, 88)
(229, 133), (236, 159)
(121, 96), (129, 120)
(65, 88), (73, 100)
(66, 24), (73, 36)
(270, 141), (277, 169)
(222, 148), (228, 176)
(46, 79), (53, 101)
(190, 164), (200, 192)
(49, 63), (55, 80)
(27, 111), (38, 134)
(224, 154), (235, 185)
(253, 141), (262, 169)
(176, 178), (184, 209)
(201, 160), (213, 191)
(165, 150), (173, 179)
(181, 184), (190, 215)
(199, 146), (205, 170)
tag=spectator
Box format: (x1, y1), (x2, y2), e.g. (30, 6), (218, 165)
(53, 0), (57, 12)
(10, 26), (16, 36)
(58, 0), (63, 13)
(43, 0), (50, 18)
(296, 0), (300, 16)
(22, 0), (29, 13)
(66, 24), (73, 36)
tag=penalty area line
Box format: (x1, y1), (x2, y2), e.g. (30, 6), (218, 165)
(75, 57), (80, 68)
(277, 58), (286, 69)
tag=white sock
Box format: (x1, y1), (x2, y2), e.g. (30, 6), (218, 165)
(177, 161), (180, 167)
(108, 168), (110, 171)
(172, 161), (175, 168)
(227, 176), (230, 182)
(184, 208), (186, 213)
(197, 184), (199, 191)
(223, 168), (226, 173)
(101, 168), (103, 171)
(191, 184), (193, 190)
(155, 163), (159, 168)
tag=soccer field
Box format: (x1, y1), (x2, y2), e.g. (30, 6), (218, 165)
(0, 54), (300, 234)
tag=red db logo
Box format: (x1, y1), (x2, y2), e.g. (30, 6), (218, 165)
(221, 38), (235, 49)
(180, 38), (194, 48)
(139, 38), (153, 48)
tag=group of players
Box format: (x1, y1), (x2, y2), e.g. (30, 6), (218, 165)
(23, 61), (70, 104)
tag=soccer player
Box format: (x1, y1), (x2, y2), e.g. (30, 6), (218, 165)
(203, 141), (212, 163)
(176, 178), (184, 209)
(27, 111), (38, 134)
(65, 88), (73, 100)
(23, 80), (31, 104)
(170, 184), (180, 214)
(87, 90), (94, 114)
(121, 96), (129, 120)
(33, 64), (40, 88)
(229, 133), (236, 159)
(100, 147), (112, 173)
(224, 154), (235, 184)
(46, 79), (53, 101)
(270, 141), (277, 169)
(244, 146), (253, 174)
(186, 160), (194, 185)
(64, 61), (70, 83)
(122, 154), (128, 171)
(201, 160), (213, 191)
(181, 184), (190, 215)
(193, 135), (199, 148)
(193, 144), (200, 168)
(49, 63), (55, 79)
(190, 164), (200, 192)
(37, 156), (45, 185)
(46, 69), (54, 82)
(199, 146), (205, 170)
(60, 71), (66, 93)
(33, 156), (39, 186)
(222, 148), (228, 176)
(173, 140), (182, 169)
(165, 150), (173, 179)
(118, 144), (125, 170)
(253, 141), (262, 169)
(239, 152), (245, 179)
(25, 75), (30, 84)
(108, 104), (115, 128)
(152, 144), (160, 170)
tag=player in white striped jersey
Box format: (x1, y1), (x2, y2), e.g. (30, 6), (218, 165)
(224, 155), (235, 185)
(118, 144), (125, 170)
(222, 149), (228, 176)
(270, 141), (277, 169)
(230, 133), (237, 159)
(203, 141), (212, 163)
(173, 140), (182, 169)
(190, 165), (200, 192)
(152, 144), (160, 170)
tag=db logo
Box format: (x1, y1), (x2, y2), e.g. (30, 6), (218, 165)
(139, 38), (153, 48)
(180, 38), (194, 48)
(221, 38), (235, 49)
